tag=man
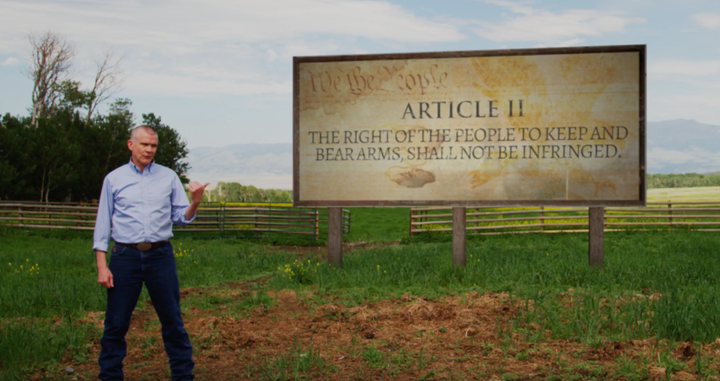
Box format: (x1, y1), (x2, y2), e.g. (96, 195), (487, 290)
(93, 125), (209, 381)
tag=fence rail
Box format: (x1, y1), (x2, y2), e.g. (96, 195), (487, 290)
(410, 202), (720, 236)
(0, 201), (350, 238)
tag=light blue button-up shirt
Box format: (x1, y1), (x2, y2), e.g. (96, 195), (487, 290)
(92, 160), (195, 252)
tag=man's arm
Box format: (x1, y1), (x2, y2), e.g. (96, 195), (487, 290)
(184, 181), (210, 220)
(96, 250), (113, 288)
(94, 177), (114, 288)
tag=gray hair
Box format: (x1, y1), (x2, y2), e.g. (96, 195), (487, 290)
(130, 125), (158, 141)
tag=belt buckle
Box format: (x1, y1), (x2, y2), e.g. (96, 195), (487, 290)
(136, 242), (152, 251)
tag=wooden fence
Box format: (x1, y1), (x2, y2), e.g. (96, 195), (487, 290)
(410, 201), (720, 236)
(0, 201), (351, 239)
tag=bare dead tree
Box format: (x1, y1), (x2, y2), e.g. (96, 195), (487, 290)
(24, 31), (75, 128)
(85, 50), (124, 125)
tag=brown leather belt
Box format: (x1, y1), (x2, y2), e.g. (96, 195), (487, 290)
(117, 241), (168, 251)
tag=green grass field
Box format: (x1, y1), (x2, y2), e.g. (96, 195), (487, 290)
(648, 186), (720, 202)
(2, 187), (720, 380)
(2, 224), (720, 380)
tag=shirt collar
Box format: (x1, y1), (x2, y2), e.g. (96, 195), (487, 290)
(128, 158), (155, 174)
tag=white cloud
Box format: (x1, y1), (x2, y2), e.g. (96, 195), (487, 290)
(0, 0), (464, 50)
(472, 1), (645, 43)
(648, 60), (720, 125)
(0, 57), (19, 66)
(124, 72), (292, 97)
(265, 49), (279, 62)
(0, 0), (465, 97)
(557, 38), (585, 47)
(649, 91), (720, 126)
(279, 41), (340, 60)
(693, 13), (720, 29)
(650, 60), (720, 77)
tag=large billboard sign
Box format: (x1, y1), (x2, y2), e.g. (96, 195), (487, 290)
(293, 45), (646, 207)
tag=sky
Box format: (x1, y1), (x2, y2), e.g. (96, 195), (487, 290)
(1, 0), (719, 150)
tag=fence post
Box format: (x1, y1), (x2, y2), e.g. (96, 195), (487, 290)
(220, 203), (225, 239)
(668, 202), (673, 229)
(409, 208), (414, 237)
(328, 207), (343, 267)
(540, 206), (544, 232)
(314, 209), (319, 240)
(588, 207), (604, 267)
(452, 207), (466, 267)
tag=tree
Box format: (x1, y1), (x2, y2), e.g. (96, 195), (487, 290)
(32, 109), (82, 202)
(25, 31), (75, 128)
(100, 99), (134, 172)
(26, 32), (123, 128)
(206, 182), (292, 203)
(84, 50), (124, 125)
(0, 114), (35, 200)
(1, 33), (192, 202)
(141, 113), (190, 184)
(70, 98), (135, 201)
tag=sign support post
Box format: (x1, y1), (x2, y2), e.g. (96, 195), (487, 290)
(452, 207), (466, 267)
(328, 207), (343, 267)
(588, 207), (604, 267)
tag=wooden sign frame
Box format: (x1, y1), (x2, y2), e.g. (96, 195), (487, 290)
(293, 45), (647, 267)
(293, 45), (646, 208)
(293, 45), (647, 207)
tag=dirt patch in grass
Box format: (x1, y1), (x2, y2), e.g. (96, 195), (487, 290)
(179, 277), (271, 300)
(60, 291), (720, 380)
(270, 241), (401, 257)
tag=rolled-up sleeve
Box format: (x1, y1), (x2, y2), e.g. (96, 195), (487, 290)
(93, 176), (114, 252)
(170, 175), (195, 226)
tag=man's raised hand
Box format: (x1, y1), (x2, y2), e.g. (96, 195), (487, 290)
(188, 181), (211, 204)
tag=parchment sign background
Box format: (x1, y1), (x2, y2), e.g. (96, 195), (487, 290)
(294, 46), (646, 206)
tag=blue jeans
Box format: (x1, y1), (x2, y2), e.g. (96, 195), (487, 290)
(98, 242), (194, 381)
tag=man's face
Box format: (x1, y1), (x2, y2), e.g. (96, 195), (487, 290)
(127, 128), (158, 170)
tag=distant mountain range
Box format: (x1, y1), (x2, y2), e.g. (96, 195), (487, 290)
(647, 119), (720, 175)
(186, 143), (292, 189)
(186, 119), (720, 189)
